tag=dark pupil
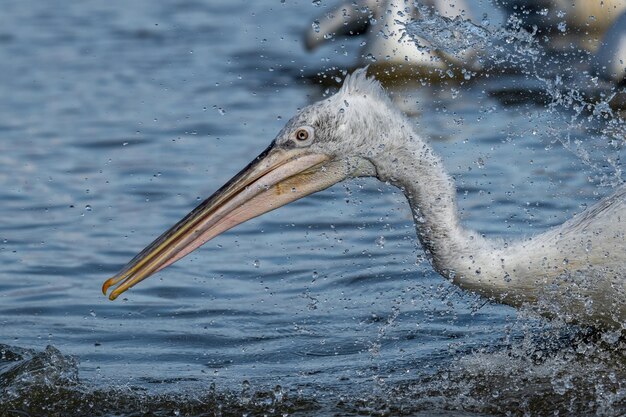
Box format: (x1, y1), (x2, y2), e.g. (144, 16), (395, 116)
(297, 130), (308, 140)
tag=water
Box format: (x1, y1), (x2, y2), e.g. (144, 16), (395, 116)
(2, 1), (626, 416)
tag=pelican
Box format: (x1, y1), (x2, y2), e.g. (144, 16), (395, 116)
(103, 68), (626, 330)
(304, 0), (486, 74)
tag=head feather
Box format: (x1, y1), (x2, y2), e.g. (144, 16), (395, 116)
(339, 67), (387, 102)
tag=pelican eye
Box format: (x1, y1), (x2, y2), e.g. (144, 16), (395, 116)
(295, 129), (309, 141)
(293, 126), (314, 144)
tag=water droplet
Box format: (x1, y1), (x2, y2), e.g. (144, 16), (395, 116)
(240, 380), (251, 405)
(376, 236), (385, 248)
(253, 259), (260, 268)
(273, 385), (283, 403)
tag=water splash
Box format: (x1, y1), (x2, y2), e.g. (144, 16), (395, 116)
(403, 7), (626, 186)
(0, 344), (319, 417)
(1, 344), (79, 400)
(402, 7), (493, 60)
(2, 329), (626, 416)
(324, 321), (626, 416)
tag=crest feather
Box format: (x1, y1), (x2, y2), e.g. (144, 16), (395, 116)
(340, 67), (387, 101)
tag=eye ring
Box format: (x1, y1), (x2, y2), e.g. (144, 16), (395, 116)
(295, 128), (310, 141)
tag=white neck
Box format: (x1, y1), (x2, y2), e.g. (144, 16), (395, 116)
(371, 126), (516, 302)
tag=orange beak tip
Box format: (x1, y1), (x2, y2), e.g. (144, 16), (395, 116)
(102, 277), (115, 297)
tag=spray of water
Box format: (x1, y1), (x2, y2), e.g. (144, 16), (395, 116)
(403, 4), (626, 187)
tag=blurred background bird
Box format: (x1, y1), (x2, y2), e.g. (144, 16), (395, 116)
(303, 0), (626, 83)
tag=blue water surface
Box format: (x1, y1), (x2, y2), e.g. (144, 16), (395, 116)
(1, 1), (626, 416)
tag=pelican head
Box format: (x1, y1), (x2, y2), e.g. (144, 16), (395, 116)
(103, 68), (407, 300)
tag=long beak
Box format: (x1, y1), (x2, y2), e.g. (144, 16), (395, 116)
(102, 144), (347, 300)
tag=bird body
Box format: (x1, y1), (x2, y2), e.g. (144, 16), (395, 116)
(492, 187), (626, 326)
(104, 68), (626, 330)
